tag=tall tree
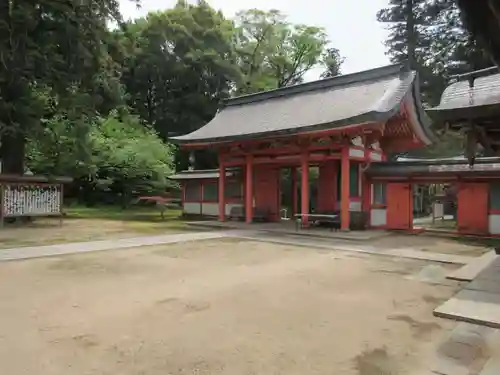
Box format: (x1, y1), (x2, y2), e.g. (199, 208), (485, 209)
(114, 0), (240, 170)
(377, 0), (491, 105)
(0, 0), (128, 174)
(378, 0), (492, 158)
(234, 9), (330, 94)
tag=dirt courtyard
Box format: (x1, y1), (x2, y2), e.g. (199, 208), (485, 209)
(0, 239), (460, 375)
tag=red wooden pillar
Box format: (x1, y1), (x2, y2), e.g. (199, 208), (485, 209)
(291, 167), (298, 216)
(362, 148), (371, 215)
(340, 146), (350, 231)
(218, 160), (226, 221)
(301, 152), (309, 226)
(245, 154), (254, 223)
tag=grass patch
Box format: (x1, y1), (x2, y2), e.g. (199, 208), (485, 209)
(0, 205), (198, 249)
(65, 205), (181, 222)
(64, 205), (188, 232)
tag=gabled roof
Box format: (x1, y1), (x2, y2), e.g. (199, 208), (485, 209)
(171, 64), (434, 145)
(428, 67), (500, 122)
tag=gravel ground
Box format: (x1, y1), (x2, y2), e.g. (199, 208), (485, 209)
(0, 238), (459, 375)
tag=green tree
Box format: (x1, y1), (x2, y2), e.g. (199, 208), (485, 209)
(377, 0), (491, 106)
(27, 112), (176, 206)
(115, 1), (239, 138)
(0, 0), (128, 174)
(114, 0), (240, 170)
(234, 9), (330, 93)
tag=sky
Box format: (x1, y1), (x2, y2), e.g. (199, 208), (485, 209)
(119, 0), (391, 80)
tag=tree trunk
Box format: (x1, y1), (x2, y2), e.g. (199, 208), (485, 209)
(0, 132), (25, 174)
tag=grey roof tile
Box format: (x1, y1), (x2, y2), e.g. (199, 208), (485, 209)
(171, 64), (432, 144)
(366, 157), (500, 177)
(433, 72), (500, 110)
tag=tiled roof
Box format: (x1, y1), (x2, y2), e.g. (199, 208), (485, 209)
(366, 157), (500, 177)
(171, 64), (433, 144)
(428, 67), (500, 122)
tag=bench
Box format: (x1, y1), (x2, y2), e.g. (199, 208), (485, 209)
(294, 213), (340, 231)
(294, 211), (368, 231)
(228, 206), (270, 222)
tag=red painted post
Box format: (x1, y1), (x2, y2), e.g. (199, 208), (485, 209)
(218, 161), (226, 221)
(301, 152), (309, 226)
(291, 167), (298, 216)
(340, 146), (350, 231)
(362, 148), (371, 223)
(245, 154), (253, 223)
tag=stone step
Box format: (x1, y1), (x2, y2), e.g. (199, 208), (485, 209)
(447, 252), (498, 282)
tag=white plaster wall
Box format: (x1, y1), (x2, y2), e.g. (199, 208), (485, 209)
(202, 203), (219, 216)
(370, 209), (387, 226)
(188, 202), (244, 217)
(489, 214), (500, 234)
(370, 152), (382, 161)
(183, 202), (201, 215)
(349, 148), (364, 158)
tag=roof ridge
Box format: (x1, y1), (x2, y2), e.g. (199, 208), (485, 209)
(224, 63), (410, 108)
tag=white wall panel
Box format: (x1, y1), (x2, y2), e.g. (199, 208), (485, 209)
(370, 209), (386, 226)
(489, 214), (500, 234)
(349, 148), (364, 158)
(183, 202), (201, 215)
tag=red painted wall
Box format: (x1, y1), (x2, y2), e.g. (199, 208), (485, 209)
(457, 182), (489, 234)
(386, 183), (412, 230)
(253, 165), (280, 221)
(317, 161), (337, 211)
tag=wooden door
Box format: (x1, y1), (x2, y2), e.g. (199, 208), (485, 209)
(387, 183), (412, 230)
(254, 166), (280, 221)
(457, 183), (488, 234)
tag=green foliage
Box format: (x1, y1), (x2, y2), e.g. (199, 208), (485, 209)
(234, 9), (332, 93)
(0, 0), (129, 173)
(378, 0), (493, 159)
(115, 0), (240, 140)
(3, 0), (346, 207)
(27, 112), (176, 205)
(377, 0), (492, 106)
(91, 113), (176, 193)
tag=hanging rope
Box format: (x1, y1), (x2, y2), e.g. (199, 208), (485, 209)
(466, 77), (476, 167)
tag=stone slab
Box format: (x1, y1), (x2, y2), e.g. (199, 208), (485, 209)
(466, 279), (500, 294)
(0, 231), (229, 261)
(447, 252), (498, 282)
(385, 248), (473, 265)
(434, 289), (500, 328)
(475, 266), (500, 282)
